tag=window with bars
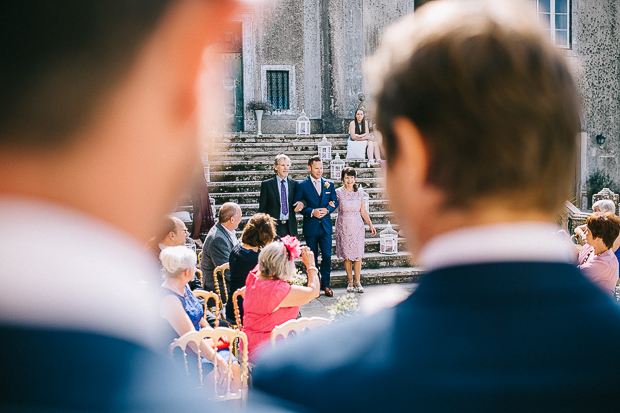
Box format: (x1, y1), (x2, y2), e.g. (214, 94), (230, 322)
(537, 0), (570, 48)
(266, 70), (289, 110)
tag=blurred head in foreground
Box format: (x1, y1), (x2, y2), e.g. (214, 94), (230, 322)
(366, 0), (580, 252)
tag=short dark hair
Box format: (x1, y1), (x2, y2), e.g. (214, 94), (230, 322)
(0, 1), (171, 149)
(340, 167), (358, 192)
(241, 213), (276, 248)
(308, 154), (322, 166)
(367, 0), (581, 212)
(587, 212), (620, 249)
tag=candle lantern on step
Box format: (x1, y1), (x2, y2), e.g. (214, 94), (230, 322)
(202, 152), (210, 183)
(210, 196), (216, 221)
(296, 110), (310, 135)
(318, 135), (332, 161)
(359, 184), (370, 213)
(330, 153), (345, 180)
(379, 221), (398, 255)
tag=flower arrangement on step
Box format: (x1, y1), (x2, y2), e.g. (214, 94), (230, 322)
(326, 293), (360, 321)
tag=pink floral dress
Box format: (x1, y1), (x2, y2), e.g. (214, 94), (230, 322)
(335, 187), (365, 261)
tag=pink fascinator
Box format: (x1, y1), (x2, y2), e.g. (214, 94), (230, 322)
(281, 235), (301, 261)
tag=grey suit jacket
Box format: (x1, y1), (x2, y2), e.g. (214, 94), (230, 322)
(201, 223), (235, 291)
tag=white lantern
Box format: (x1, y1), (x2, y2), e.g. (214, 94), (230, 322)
(379, 221), (398, 255)
(296, 110), (311, 135)
(330, 153), (345, 180)
(359, 184), (370, 213)
(210, 196), (217, 221)
(317, 135), (332, 161)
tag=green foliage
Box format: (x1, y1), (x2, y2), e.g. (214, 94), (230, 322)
(246, 100), (273, 113)
(587, 171), (618, 208)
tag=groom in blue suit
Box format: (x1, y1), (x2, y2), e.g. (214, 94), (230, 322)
(252, 1), (620, 411)
(295, 155), (338, 296)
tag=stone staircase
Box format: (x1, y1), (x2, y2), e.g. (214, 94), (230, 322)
(206, 133), (423, 287)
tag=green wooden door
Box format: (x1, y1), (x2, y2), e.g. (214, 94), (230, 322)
(221, 53), (244, 132)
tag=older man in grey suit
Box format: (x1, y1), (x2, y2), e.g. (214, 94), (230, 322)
(201, 202), (242, 291)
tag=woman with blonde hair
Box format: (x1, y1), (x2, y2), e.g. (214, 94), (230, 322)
(242, 236), (319, 361)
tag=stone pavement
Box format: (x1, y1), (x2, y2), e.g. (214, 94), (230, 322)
(300, 282), (418, 318)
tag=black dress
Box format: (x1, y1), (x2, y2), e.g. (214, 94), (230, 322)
(226, 244), (259, 325)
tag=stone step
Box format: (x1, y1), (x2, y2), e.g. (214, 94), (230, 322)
(327, 267), (423, 288)
(296, 236), (408, 255)
(216, 133), (349, 144)
(210, 168), (381, 182)
(207, 177), (385, 193)
(294, 250), (414, 271)
(210, 150), (350, 162)
(214, 140), (350, 153)
(240, 210), (398, 226)
(230, 199), (391, 216)
(208, 159), (374, 172)
(210, 188), (387, 205)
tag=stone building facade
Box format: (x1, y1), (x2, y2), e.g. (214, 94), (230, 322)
(207, 0), (620, 208)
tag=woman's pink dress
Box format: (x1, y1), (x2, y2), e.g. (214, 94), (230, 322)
(578, 244), (619, 296)
(242, 268), (299, 361)
(335, 187), (365, 261)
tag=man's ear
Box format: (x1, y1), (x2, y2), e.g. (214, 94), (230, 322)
(156, 0), (240, 126)
(390, 117), (429, 188)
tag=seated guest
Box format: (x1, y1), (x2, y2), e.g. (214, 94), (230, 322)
(159, 246), (239, 388)
(577, 212), (620, 296)
(144, 215), (190, 284)
(227, 213), (277, 325)
(201, 202), (242, 291)
(243, 236), (319, 362)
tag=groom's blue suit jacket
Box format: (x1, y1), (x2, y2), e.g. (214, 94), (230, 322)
(294, 177), (338, 236)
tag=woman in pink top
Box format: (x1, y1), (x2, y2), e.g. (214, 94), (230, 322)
(243, 236), (320, 361)
(578, 212), (620, 296)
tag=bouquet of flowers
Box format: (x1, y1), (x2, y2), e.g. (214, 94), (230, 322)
(288, 270), (308, 286)
(326, 293), (360, 321)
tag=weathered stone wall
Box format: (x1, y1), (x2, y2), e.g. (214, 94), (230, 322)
(576, 0), (620, 193)
(255, 0), (305, 117)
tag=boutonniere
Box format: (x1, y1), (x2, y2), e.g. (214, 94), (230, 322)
(323, 181), (330, 189)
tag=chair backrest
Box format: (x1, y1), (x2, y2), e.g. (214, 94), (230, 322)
(192, 290), (220, 328)
(195, 268), (203, 286)
(197, 250), (202, 266)
(213, 262), (230, 307)
(169, 327), (249, 403)
(270, 317), (330, 346)
(232, 286), (246, 329)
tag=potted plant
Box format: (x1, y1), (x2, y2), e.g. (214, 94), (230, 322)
(246, 100), (273, 136)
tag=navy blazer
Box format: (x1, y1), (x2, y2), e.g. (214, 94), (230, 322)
(294, 177), (338, 236)
(258, 176), (298, 235)
(253, 262), (620, 412)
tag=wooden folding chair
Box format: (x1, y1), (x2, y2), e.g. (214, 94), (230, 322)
(192, 290), (221, 328)
(270, 317), (330, 347)
(169, 327), (249, 404)
(232, 286), (246, 329)
(213, 262), (230, 310)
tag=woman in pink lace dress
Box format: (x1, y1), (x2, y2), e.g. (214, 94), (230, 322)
(335, 167), (376, 293)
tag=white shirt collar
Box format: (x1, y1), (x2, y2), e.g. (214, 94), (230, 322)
(222, 224), (238, 245)
(0, 196), (166, 349)
(419, 221), (574, 272)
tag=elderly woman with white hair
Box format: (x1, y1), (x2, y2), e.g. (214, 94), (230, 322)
(242, 236), (320, 362)
(159, 246), (239, 386)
